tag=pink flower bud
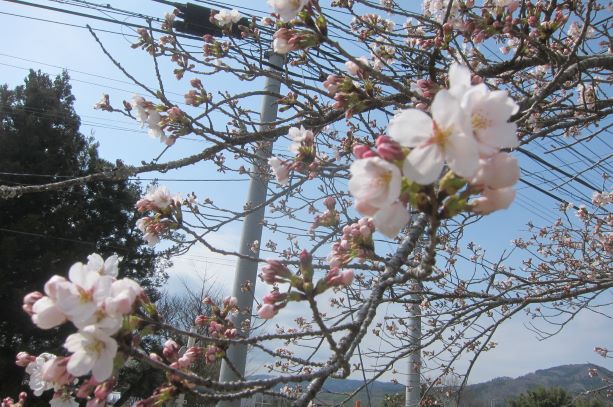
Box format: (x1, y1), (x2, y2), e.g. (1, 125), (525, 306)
(258, 303), (277, 319)
(22, 292), (43, 315)
(260, 260), (292, 284)
(18, 394), (27, 403)
(202, 297), (214, 305)
(223, 296), (238, 308)
(190, 78), (203, 89)
(94, 380), (115, 401)
(326, 269), (354, 287)
(42, 356), (71, 385)
(166, 106), (183, 120)
(162, 340), (179, 361)
(195, 315), (208, 327)
(472, 187), (516, 214)
(376, 136), (404, 161)
(471, 153), (519, 189)
(149, 353), (163, 363)
(323, 196), (336, 210)
(352, 144), (373, 159)
(15, 352), (35, 367)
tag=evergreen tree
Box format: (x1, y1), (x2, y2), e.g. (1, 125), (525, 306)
(0, 70), (167, 395)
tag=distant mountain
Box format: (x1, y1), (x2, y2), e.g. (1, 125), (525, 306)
(460, 363), (613, 406)
(249, 363), (612, 406)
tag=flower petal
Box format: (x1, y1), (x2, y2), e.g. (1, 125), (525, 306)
(388, 109), (432, 147)
(446, 132), (480, 179)
(403, 144), (444, 185)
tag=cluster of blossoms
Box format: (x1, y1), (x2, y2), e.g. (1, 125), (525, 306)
(311, 196), (340, 231)
(19, 254), (144, 405)
(212, 9), (241, 26)
(1, 393), (28, 407)
(136, 186), (181, 246)
(348, 64), (520, 237)
(184, 78), (211, 107)
(328, 218), (375, 268)
(131, 96), (188, 146)
(268, 126), (320, 185)
(258, 250), (353, 319)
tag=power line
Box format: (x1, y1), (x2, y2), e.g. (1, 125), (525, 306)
(0, 171), (249, 182)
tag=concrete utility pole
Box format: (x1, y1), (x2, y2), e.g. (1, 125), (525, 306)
(169, 5), (284, 406)
(406, 287), (422, 407)
(217, 51), (285, 407)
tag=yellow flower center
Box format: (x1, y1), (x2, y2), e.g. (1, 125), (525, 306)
(86, 339), (105, 355)
(432, 121), (452, 148)
(78, 287), (93, 304)
(472, 112), (491, 130)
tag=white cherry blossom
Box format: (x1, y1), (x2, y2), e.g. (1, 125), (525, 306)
(288, 126), (313, 153)
(373, 202), (411, 238)
(214, 9), (241, 25)
(267, 0), (309, 22)
(55, 262), (113, 326)
(472, 152), (520, 189)
(50, 395), (79, 407)
(31, 275), (68, 329)
(85, 253), (119, 278)
(25, 353), (56, 396)
(64, 327), (118, 381)
(388, 90), (479, 184)
(349, 157), (402, 216)
(462, 84), (519, 156)
(269, 157), (290, 185)
(449, 63), (519, 156)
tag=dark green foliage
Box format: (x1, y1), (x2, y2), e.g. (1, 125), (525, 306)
(508, 387), (574, 407)
(0, 70), (166, 397)
(508, 387), (612, 407)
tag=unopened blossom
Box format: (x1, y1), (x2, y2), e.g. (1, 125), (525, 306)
(41, 357), (71, 387)
(214, 9), (241, 26)
(104, 278), (143, 317)
(257, 303), (277, 319)
(30, 275), (69, 329)
(267, 0), (308, 22)
(471, 187), (516, 214)
(349, 157), (402, 216)
(388, 90), (478, 184)
(268, 157), (290, 185)
(22, 291), (43, 315)
(16, 352), (35, 367)
(64, 327), (118, 381)
(162, 339), (179, 361)
(471, 152), (520, 189)
(223, 296), (238, 308)
(325, 268), (354, 287)
(273, 28), (296, 54)
(25, 353), (56, 396)
(345, 57), (369, 77)
(373, 202), (411, 238)
(323, 75), (342, 96)
(260, 260), (293, 284)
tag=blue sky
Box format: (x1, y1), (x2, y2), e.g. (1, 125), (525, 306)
(1, 0), (611, 385)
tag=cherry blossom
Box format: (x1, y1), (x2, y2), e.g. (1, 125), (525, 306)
(373, 202), (411, 238)
(85, 253), (119, 278)
(49, 394), (79, 407)
(288, 126), (314, 153)
(30, 275), (68, 329)
(267, 0), (309, 22)
(55, 262), (114, 326)
(461, 85), (519, 157)
(64, 327), (118, 381)
(471, 187), (516, 214)
(268, 157), (290, 185)
(349, 157), (402, 216)
(214, 9), (241, 26)
(471, 152), (520, 189)
(388, 90), (478, 184)
(25, 353), (56, 396)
